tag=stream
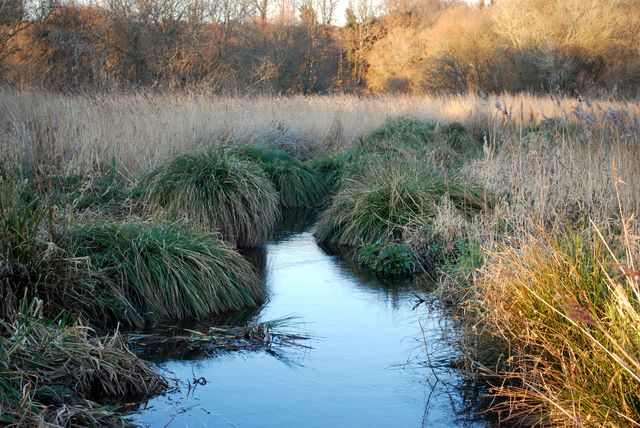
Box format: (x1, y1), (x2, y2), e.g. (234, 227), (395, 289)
(131, 213), (485, 428)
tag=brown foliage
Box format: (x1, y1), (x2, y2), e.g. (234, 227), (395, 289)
(1, 0), (640, 95)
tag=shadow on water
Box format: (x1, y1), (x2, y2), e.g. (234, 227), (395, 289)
(130, 208), (489, 428)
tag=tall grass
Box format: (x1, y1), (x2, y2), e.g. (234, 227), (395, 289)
(68, 220), (265, 322)
(356, 117), (481, 169)
(470, 232), (640, 426)
(228, 146), (327, 208)
(142, 149), (280, 247)
(358, 117), (438, 155)
(3, 88), (640, 425)
(442, 112), (640, 425)
(3, 89), (638, 178)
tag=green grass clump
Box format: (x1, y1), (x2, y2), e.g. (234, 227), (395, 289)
(228, 146), (327, 208)
(0, 304), (167, 426)
(357, 117), (480, 168)
(357, 242), (418, 278)
(472, 233), (640, 426)
(435, 122), (481, 157)
(314, 168), (486, 247)
(68, 220), (265, 322)
(142, 149), (280, 247)
(358, 117), (437, 155)
(0, 180), (135, 325)
(305, 148), (365, 194)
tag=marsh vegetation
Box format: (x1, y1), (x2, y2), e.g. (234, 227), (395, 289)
(1, 89), (639, 426)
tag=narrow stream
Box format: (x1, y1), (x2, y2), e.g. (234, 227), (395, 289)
(132, 214), (485, 428)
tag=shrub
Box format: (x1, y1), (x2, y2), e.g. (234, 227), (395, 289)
(314, 167), (486, 247)
(228, 146), (327, 208)
(68, 220), (265, 322)
(142, 149), (280, 247)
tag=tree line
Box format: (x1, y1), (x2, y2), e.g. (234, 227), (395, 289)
(1, 0), (639, 95)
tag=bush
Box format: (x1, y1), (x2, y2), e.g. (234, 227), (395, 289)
(142, 149), (280, 247)
(68, 220), (265, 323)
(228, 146), (327, 208)
(314, 167), (486, 247)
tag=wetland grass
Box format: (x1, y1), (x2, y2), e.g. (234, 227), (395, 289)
(142, 149), (280, 247)
(314, 166), (486, 247)
(228, 145), (327, 208)
(68, 220), (265, 323)
(469, 233), (640, 426)
(0, 180), (136, 325)
(0, 303), (167, 427)
(3, 90), (640, 426)
(357, 117), (481, 168)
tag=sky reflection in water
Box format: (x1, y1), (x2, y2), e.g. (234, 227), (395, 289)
(132, 215), (485, 428)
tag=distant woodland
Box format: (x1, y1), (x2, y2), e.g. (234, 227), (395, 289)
(1, 0), (639, 95)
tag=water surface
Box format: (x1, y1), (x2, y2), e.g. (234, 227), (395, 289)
(133, 215), (484, 427)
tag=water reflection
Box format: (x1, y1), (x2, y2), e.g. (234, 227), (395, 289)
(131, 210), (487, 428)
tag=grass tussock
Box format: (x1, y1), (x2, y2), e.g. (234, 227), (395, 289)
(0, 304), (167, 427)
(356, 117), (481, 168)
(142, 149), (280, 247)
(53, 162), (141, 216)
(470, 232), (640, 426)
(68, 220), (265, 323)
(228, 146), (327, 208)
(314, 167), (486, 247)
(358, 117), (437, 155)
(0, 180), (137, 325)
